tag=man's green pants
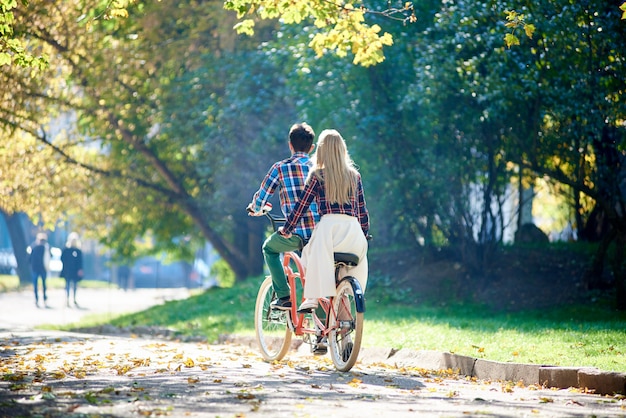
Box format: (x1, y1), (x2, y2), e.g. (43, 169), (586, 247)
(263, 232), (303, 299)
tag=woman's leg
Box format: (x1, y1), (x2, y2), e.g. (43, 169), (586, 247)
(301, 217), (337, 299)
(41, 270), (48, 304)
(65, 279), (71, 306)
(72, 281), (78, 305)
(32, 271), (40, 306)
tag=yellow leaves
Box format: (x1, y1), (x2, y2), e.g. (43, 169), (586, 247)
(472, 345), (485, 357)
(233, 19), (255, 36)
(113, 364), (133, 375)
(3, 372), (26, 381)
(309, 10), (393, 67)
(503, 10), (535, 48)
(501, 381), (515, 393)
(621, 2), (626, 20)
(504, 33), (520, 48)
(348, 378), (362, 387)
(102, 0), (134, 20)
(107, 8), (129, 19)
(226, 0), (396, 66)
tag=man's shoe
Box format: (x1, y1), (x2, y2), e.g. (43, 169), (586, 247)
(297, 298), (318, 313)
(313, 336), (327, 355)
(271, 296), (291, 310)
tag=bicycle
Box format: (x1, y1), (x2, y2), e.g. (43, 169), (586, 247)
(251, 205), (366, 372)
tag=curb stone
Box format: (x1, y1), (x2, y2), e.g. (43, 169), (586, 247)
(578, 368), (626, 395)
(358, 347), (625, 396)
(227, 338), (625, 395)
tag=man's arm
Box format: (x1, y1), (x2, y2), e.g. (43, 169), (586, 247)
(249, 164), (280, 213)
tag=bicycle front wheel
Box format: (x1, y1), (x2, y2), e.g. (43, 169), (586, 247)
(329, 277), (364, 372)
(254, 277), (292, 361)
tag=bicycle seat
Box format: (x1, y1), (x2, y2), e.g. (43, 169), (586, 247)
(334, 252), (359, 266)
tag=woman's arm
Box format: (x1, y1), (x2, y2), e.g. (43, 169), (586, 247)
(356, 174), (369, 235)
(281, 175), (319, 235)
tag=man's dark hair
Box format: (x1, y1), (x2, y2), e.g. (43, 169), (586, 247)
(289, 123), (315, 152)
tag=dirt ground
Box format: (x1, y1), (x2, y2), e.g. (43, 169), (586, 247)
(370, 244), (608, 312)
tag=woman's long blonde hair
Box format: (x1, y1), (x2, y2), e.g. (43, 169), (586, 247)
(312, 129), (358, 205)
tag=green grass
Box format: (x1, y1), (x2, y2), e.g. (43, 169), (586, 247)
(48, 276), (626, 373)
(364, 302), (626, 372)
(4, 273), (625, 372)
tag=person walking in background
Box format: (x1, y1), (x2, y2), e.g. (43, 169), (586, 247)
(278, 129), (370, 313)
(247, 122), (319, 310)
(60, 232), (84, 308)
(117, 264), (131, 291)
(29, 232), (51, 308)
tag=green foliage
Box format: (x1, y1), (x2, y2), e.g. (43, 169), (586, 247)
(210, 258), (235, 288)
(0, 0), (48, 69)
(365, 274), (410, 304)
(2, 0), (625, 302)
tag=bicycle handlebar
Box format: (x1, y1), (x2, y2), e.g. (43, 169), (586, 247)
(247, 203), (285, 232)
(247, 203), (373, 239)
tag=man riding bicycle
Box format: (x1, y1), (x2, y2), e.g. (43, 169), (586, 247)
(247, 122), (319, 311)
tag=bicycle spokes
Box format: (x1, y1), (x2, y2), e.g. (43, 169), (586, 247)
(255, 277), (292, 361)
(328, 278), (363, 372)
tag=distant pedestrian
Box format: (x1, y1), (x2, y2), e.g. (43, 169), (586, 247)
(60, 232), (84, 308)
(29, 232), (51, 308)
(117, 264), (131, 291)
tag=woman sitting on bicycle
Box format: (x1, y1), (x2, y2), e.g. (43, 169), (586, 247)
(279, 129), (370, 313)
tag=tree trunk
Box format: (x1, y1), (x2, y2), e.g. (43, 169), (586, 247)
(611, 230), (626, 311)
(247, 216), (265, 278)
(582, 228), (614, 290)
(1, 210), (31, 286)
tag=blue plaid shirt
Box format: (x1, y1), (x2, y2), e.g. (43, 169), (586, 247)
(252, 152), (319, 240)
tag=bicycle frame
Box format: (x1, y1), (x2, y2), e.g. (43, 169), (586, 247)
(281, 251), (334, 340)
(252, 207), (365, 370)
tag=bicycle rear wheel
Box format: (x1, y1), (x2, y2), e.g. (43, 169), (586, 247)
(329, 277), (364, 371)
(254, 277), (292, 361)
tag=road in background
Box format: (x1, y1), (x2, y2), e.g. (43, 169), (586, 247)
(0, 287), (190, 331)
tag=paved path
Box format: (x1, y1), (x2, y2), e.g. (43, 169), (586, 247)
(0, 288), (625, 417)
(0, 286), (190, 330)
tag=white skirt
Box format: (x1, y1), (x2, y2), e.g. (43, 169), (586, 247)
(301, 214), (368, 298)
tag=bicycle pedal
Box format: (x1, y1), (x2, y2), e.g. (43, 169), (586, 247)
(312, 345), (328, 355)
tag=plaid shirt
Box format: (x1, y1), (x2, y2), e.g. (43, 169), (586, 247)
(283, 170), (369, 236)
(252, 152), (319, 240)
